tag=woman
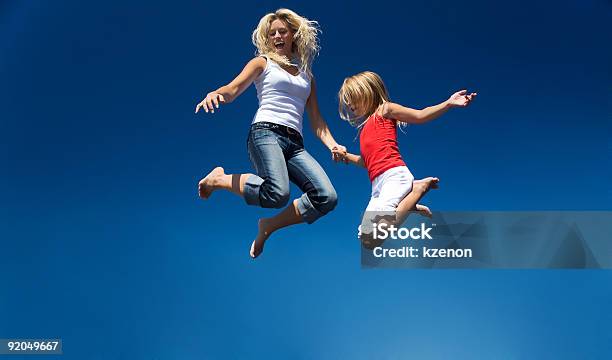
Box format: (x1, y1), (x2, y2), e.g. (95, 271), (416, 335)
(195, 8), (347, 259)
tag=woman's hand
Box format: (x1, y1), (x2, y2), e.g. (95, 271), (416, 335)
(195, 92), (226, 114)
(447, 90), (477, 107)
(194, 58), (266, 115)
(331, 144), (348, 163)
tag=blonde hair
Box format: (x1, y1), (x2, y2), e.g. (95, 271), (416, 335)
(338, 71), (390, 127)
(251, 8), (320, 77)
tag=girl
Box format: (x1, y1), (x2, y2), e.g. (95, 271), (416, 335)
(334, 71), (476, 248)
(194, 9), (348, 259)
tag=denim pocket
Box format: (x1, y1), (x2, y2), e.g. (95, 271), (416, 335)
(248, 128), (278, 146)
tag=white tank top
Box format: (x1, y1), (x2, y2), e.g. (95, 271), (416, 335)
(251, 56), (312, 135)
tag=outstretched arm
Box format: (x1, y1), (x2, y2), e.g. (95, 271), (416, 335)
(383, 90), (477, 124)
(195, 57), (267, 113)
(333, 150), (365, 168)
(306, 77), (347, 162)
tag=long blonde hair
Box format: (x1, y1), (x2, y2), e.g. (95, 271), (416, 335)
(251, 8), (320, 77)
(338, 71), (391, 127)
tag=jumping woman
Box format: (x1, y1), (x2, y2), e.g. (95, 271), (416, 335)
(195, 9), (347, 258)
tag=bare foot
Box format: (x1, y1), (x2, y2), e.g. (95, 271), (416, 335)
(415, 204), (433, 218)
(250, 219), (273, 259)
(428, 177), (440, 189)
(413, 177), (439, 193)
(198, 167), (224, 199)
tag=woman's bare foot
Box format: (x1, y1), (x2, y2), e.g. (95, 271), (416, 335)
(250, 219), (273, 259)
(415, 204), (433, 218)
(198, 167), (225, 199)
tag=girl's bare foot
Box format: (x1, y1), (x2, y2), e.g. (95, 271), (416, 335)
(411, 177), (439, 196)
(198, 167), (225, 199)
(415, 177), (439, 190)
(415, 204), (433, 218)
(250, 219), (272, 259)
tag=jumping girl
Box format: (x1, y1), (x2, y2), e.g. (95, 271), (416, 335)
(334, 71), (476, 248)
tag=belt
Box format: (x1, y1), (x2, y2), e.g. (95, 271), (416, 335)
(251, 122), (302, 139)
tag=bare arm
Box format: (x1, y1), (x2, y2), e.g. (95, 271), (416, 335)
(305, 77), (341, 150)
(195, 57), (266, 113)
(343, 152), (365, 168)
(382, 90), (477, 124)
(383, 101), (451, 124)
(305, 77), (348, 163)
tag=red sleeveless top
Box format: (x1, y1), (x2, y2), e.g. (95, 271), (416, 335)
(359, 114), (406, 182)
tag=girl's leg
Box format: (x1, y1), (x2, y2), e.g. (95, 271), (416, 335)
(394, 177), (439, 225)
(360, 211), (386, 250)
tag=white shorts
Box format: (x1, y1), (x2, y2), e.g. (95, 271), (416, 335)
(365, 166), (414, 212)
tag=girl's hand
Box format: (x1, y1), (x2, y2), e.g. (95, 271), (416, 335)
(195, 92), (226, 114)
(447, 90), (477, 107)
(331, 145), (348, 164)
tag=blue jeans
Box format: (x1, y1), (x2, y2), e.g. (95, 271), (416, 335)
(244, 122), (338, 224)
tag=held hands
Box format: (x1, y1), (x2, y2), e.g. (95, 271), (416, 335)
(447, 90), (477, 107)
(195, 92), (226, 114)
(331, 145), (349, 164)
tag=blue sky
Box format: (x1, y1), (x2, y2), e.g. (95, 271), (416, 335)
(1, 0), (611, 358)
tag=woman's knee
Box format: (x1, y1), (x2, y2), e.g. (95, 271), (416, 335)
(313, 186), (338, 214)
(259, 182), (290, 209)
